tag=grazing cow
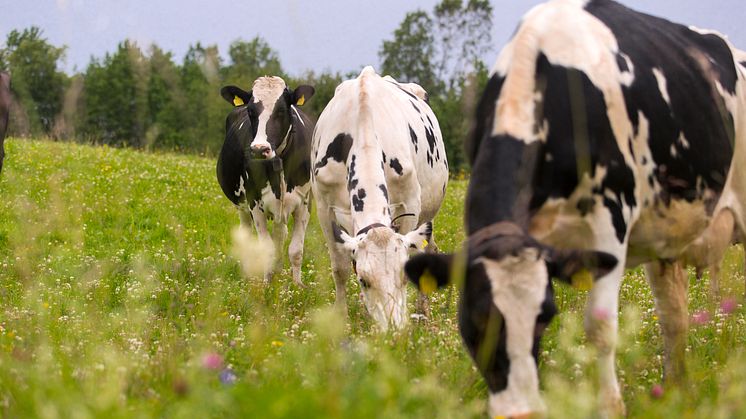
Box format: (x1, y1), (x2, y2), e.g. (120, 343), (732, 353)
(405, 0), (746, 416)
(218, 77), (315, 285)
(0, 71), (10, 173)
(312, 67), (448, 330)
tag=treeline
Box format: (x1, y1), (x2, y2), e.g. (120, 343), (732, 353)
(0, 0), (493, 172)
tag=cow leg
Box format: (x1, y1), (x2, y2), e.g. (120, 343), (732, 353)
(270, 216), (288, 279)
(250, 206), (274, 283)
(584, 252), (626, 416)
(645, 260), (689, 384)
(316, 202), (352, 316)
(288, 202), (310, 287)
(415, 224), (438, 319)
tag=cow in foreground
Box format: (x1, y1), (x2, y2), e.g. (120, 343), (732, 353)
(218, 76), (315, 285)
(312, 67), (448, 330)
(0, 71), (10, 173)
(406, 0), (746, 416)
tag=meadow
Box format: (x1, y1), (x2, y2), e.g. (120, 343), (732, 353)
(0, 138), (745, 418)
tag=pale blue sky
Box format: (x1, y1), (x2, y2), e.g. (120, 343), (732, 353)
(3, 0), (745, 76)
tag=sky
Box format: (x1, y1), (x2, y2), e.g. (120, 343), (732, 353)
(3, 0), (746, 76)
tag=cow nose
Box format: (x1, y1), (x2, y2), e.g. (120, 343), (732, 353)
(251, 144), (271, 158)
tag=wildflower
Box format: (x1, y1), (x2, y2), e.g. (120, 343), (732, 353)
(201, 352), (223, 370)
(720, 297), (738, 315)
(219, 369), (237, 385)
(271, 340), (284, 347)
(650, 384), (664, 399)
(690, 310), (710, 325)
(591, 307), (611, 321)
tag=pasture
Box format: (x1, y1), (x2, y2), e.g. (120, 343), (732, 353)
(1, 138), (745, 418)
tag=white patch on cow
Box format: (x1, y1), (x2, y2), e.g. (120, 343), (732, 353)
(678, 134), (691, 150)
(251, 76), (287, 157)
(479, 250), (548, 418)
(291, 105), (305, 127)
(238, 121), (245, 131)
(652, 68), (671, 106)
(234, 175), (246, 198)
(618, 52), (635, 87)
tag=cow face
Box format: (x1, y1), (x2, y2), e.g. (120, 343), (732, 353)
(335, 222), (432, 331)
(405, 231), (617, 417)
(221, 77), (314, 159)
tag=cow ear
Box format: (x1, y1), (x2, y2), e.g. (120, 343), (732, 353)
(292, 85), (315, 106)
(331, 221), (358, 252)
(405, 252), (453, 294)
(402, 221), (433, 251)
(221, 85), (252, 107)
(546, 249), (618, 290)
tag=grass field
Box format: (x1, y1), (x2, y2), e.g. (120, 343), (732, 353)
(0, 138), (745, 418)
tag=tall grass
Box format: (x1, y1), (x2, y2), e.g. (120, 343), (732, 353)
(0, 138), (744, 418)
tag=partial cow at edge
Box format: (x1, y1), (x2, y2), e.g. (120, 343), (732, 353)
(217, 76), (315, 285)
(0, 71), (10, 174)
(312, 66), (448, 331)
(406, 0), (746, 417)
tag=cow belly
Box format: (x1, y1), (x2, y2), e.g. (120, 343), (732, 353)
(627, 199), (711, 265)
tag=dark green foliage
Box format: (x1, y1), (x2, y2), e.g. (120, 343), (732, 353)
(1, 27), (68, 136)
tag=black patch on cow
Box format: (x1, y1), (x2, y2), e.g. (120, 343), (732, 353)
(424, 125), (437, 167)
(740, 61), (746, 69)
(389, 158), (404, 176)
(587, 0), (736, 211)
(382, 151), (387, 163)
(347, 155), (358, 191)
(408, 125), (419, 153)
(576, 197), (596, 216)
(466, 136), (543, 233)
(396, 85), (418, 101)
(315, 133), (353, 174)
(379, 184), (389, 201)
(410, 100), (421, 114)
(352, 188), (367, 212)
(616, 52), (630, 73)
(528, 54), (637, 243)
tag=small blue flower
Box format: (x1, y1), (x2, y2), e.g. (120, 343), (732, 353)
(219, 368), (237, 385)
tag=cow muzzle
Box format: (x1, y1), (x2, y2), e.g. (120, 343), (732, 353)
(250, 144), (273, 159)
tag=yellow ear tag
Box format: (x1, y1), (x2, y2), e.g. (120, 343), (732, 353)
(419, 269), (438, 295)
(422, 239), (429, 249)
(233, 96), (244, 106)
(571, 268), (594, 291)
(296, 95), (305, 106)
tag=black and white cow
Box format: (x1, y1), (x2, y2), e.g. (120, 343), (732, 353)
(312, 67), (448, 330)
(218, 76), (315, 285)
(0, 71), (10, 173)
(405, 0), (746, 416)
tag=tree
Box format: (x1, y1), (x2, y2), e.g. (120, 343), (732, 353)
(223, 37), (284, 88)
(379, 11), (439, 95)
(433, 0), (492, 89)
(181, 43), (225, 154)
(1, 27), (67, 136)
(379, 0), (494, 172)
(80, 41), (148, 146)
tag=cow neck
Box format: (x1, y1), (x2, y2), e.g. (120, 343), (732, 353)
(466, 135), (543, 235)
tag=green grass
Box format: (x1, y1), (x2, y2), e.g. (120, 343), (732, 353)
(0, 138), (745, 418)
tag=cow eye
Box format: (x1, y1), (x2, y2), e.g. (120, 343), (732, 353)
(358, 277), (370, 289)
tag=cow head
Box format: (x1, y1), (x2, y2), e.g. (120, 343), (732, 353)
(404, 222), (617, 417)
(333, 221), (432, 331)
(220, 77), (314, 159)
